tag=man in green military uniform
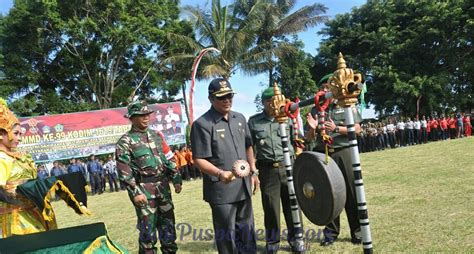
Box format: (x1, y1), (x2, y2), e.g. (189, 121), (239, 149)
(116, 101), (182, 254)
(248, 87), (304, 253)
(305, 74), (362, 246)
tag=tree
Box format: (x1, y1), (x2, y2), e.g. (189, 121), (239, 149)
(0, 0), (190, 115)
(172, 0), (261, 79)
(237, 0), (327, 87)
(314, 0), (473, 117)
(275, 37), (316, 100)
(165, 0), (269, 125)
(253, 37), (315, 112)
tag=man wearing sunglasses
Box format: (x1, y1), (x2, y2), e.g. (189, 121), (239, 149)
(191, 78), (259, 254)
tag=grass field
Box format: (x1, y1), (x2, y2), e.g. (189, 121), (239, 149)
(53, 137), (474, 253)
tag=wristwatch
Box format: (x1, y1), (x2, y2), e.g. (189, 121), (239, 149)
(252, 169), (259, 176)
(334, 126), (340, 133)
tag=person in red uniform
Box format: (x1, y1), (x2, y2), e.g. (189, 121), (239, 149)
(447, 115), (456, 139)
(440, 117), (448, 140)
(463, 114), (472, 136)
(426, 116), (431, 142)
(177, 146), (190, 180)
(173, 148), (181, 173)
(430, 117), (439, 141)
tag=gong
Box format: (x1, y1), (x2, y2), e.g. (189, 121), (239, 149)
(293, 151), (346, 226)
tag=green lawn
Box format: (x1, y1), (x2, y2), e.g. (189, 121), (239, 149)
(53, 137), (474, 253)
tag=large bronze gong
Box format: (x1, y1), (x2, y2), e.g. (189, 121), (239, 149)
(293, 151), (346, 226)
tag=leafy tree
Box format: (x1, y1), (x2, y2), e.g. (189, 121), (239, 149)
(274, 37), (316, 101)
(252, 38), (315, 112)
(0, 0), (190, 115)
(314, 0), (473, 117)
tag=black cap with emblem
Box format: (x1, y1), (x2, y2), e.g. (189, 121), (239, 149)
(208, 78), (235, 97)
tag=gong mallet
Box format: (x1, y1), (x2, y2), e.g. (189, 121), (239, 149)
(327, 53), (373, 254)
(270, 85), (305, 252)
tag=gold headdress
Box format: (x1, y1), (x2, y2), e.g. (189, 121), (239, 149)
(0, 98), (20, 141)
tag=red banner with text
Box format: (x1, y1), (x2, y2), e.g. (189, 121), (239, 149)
(18, 102), (186, 162)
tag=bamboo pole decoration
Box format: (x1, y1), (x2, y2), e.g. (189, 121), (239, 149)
(189, 47), (221, 124)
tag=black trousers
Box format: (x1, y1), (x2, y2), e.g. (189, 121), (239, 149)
(191, 164), (202, 178)
(180, 165), (190, 180)
(210, 198), (257, 254)
(407, 129), (414, 145)
(397, 130), (405, 146)
(322, 149), (361, 241)
(108, 172), (119, 192)
(377, 134), (385, 150)
(90, 172), (102, 194)
(421, 128), (427, 143)
(258, 163), (300, 250)
(388, 132), (396, 148)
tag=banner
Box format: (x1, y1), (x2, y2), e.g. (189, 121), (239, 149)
(18, 102), (186, 163)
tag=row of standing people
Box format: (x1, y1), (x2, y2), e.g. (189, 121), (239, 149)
(172, 146), (201, 181)
(359, 115), (472, 152)
(36, 155), (123, 195)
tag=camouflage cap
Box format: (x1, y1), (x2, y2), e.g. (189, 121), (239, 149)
(124, 101), (154, 118)
(208, 78), (235, 97)
(261, 87), (274, 101)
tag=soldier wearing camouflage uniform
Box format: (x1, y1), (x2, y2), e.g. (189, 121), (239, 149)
(116, 101), (182, 254)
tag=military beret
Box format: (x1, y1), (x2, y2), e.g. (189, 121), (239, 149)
(318, 73), (333, 87)
(261, 87), (275, 101)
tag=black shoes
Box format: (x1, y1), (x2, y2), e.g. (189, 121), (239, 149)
(320, 237), (336, 247)
(320, 237), (361, 246)
(289, 239), (305, 253)
(351, 238), (362, 244)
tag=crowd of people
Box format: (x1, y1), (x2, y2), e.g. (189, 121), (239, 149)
(34, 145), (200, 198)
(357, 114), (472, 153)
(172, 146), (200, 181)
(36, 154), (123, 195)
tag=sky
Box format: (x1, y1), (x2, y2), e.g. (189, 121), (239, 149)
(0, 0), (374, 119)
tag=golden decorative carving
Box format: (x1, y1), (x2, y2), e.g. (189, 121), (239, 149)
(327, 53), (363, 107)
(270, 83), (289, 123)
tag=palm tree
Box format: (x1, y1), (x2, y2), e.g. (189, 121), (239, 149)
(165, 0), (326, 123)
(165, 0), (266, 124)
(169, 0), (263, 79)
(237, 0), (328, 86)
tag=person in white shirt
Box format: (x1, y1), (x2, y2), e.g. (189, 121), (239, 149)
(386, 119), (396, 148)
(396, 119), (406, 147)
(405, 117), (414, 145)
(421, 115), (428, 143)
(413, 118), (421, 144)
(382, 123), (389, 149)
(104, 154), (119, 192)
